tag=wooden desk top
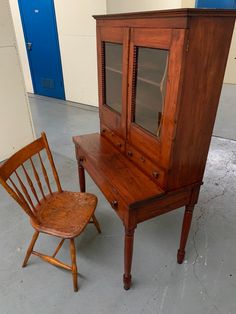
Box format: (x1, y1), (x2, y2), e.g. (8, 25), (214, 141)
(73, 133), (165, 208)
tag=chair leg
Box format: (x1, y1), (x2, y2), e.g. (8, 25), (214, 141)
(22, 231), (39, 267)
(92, 214), (101, 233)
(70, 238), (78, 292)
(52, 239), (65, 258)
(123, 227), (135, 290)
(177, 205), (194, 264)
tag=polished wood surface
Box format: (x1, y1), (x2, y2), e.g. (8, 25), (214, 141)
(74, 9), (236, 289)
(74, 133), (164, 207)
(168, 16), (235, 189)
(0, 132), (101, 292)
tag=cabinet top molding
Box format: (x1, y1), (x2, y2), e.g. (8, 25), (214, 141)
(93, 8), (236, 20)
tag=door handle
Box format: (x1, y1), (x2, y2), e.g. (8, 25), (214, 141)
(26, 42), (32, 51)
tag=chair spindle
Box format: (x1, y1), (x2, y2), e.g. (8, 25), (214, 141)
(14, 170), (35, 212)
(38, 152), (52, 195)
(30, 157), (46, 200)
(7, 178), (35, 219)
(21, 164), (41, 205)
(42, 133), (62, 193)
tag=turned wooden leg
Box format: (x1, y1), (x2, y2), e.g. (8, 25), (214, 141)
(22, 231), (39, 267)
(92, 214), (101, 234)
(123, 228), (135, 290)
(78, 158), (85, 193)
(177, 205), (194, 264)
(70, 239), (78, 292)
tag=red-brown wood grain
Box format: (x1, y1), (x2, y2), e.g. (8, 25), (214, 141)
(168, 16), (235, 189)
(73, 9), (236, 290)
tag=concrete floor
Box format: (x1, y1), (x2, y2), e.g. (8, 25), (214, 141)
(0, 94), (236, 314)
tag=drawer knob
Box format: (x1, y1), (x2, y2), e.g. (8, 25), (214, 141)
(152, 171), (159, 178)
(79, 156), (86, 162)
(111, 200), (118, 208)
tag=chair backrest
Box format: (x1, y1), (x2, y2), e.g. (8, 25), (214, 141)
(0, 132), (62, 222)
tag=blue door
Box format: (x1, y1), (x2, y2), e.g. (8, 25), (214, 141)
(196, 0), (236, 8)
(18, 0), (65, 99)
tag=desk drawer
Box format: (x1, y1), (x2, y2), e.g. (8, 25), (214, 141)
(79, 153), (127, 220)
(100, 181), (127, 220)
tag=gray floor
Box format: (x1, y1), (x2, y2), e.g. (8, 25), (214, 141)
(0, 94), (236, 314)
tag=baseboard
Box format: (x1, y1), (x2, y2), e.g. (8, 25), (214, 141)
(28, 93), (99, 112)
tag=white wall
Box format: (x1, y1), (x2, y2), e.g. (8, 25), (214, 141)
(9, 0), (33, 93)
(54, 0), (106, 106)
(0, 0), (35, 161)
(225, 27), (236, 84)
(181, 0), (195, 7)
(106, 0), (181, 13)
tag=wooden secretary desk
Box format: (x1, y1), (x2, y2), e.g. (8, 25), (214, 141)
(73, 9), (236, 289)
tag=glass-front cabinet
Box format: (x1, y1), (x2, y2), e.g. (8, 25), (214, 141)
(97, 27), (129, 145)
(98, 26), (186, 170)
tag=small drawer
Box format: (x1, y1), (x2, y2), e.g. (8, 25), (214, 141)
(101, 126), (125, 152)
(126, 144), (166, 187)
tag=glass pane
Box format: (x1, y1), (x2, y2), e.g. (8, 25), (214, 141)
(104, 42), (123, 114)
(133, 47), (168, 136)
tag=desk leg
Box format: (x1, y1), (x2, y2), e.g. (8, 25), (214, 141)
(78, 159), (85, 192)
(177, 205), (194, 264)
(123, 228), (135, 290)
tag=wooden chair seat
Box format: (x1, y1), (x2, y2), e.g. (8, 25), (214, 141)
(31, 191), (97, 238)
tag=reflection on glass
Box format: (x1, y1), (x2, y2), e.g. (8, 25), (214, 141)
(133, 47), (168, 136)
(104, 42), (123, 114)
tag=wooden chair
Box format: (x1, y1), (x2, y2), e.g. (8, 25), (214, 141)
(0, 132), (101, 291)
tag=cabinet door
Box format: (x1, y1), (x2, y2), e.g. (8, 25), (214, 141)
(97, 26), (129, 141)
(127, 28), (187, 169)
